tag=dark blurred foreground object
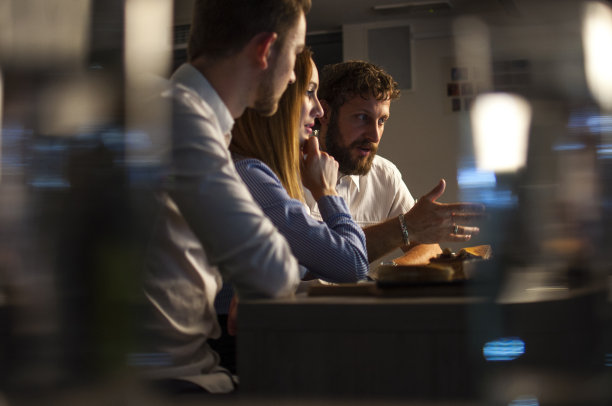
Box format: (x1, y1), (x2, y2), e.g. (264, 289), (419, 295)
(0, 136), (158, 398)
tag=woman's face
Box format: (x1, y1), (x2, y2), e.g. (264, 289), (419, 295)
(298, 59), (324, 146)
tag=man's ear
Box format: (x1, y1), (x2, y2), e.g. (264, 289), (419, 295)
(250, 32), (278, 70)
(319, 100), (331, 125)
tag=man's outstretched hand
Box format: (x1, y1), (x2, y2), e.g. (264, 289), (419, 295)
(402, 179), (485, 244)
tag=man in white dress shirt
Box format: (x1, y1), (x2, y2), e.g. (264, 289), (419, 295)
(305, 61), (484, 265)
(141, 0), (310, 394)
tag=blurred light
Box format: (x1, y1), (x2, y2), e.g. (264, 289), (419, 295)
(452, 16), (493, 92)
(0, 68), (3, 182)
(127, 352), (171, 367)
(567, 109), (612, 133)
(471, 93), (532, 173)
(598, 144), (612, 158)
(583, 1), (612, 111)
(509, 396), (539, 406)
(125, 0), (172, 80)
(457, 167), (497, 189)
(125, 130), (154, 151)
(124, 0), (172, 168)
(464, 188), (517, 208)
(606, 353), (612, 367)
(0, 0), (90, 68)
(586, 114), (612, 132)
(457, 167), (518, 208)
(28, 177), (70, 189)
(38, 78), (114, 136)
(483, 337), (525, 361)
(100, 128), (127, 150)
(552, 143), (585, 152)
(525, 286), (567, 292)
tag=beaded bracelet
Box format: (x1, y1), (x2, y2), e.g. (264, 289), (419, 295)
(398, 213), (410, 246)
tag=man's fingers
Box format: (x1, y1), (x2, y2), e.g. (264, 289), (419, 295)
(448, 234), (473, 242)
(421, 179), (446, 202)
(452, 225), (480, 236)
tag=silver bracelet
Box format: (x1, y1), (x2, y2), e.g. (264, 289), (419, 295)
(398, 213), (410, 246)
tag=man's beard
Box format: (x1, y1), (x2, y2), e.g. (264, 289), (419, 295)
(253, 65), (280, 116)
(324, 113), (377, 175)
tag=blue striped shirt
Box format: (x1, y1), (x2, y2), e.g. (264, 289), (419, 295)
(215, 157), (368, 313)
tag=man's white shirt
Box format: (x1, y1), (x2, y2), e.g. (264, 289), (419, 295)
(304, 154), (415, 265)
(143, 63), (299, 392)
(304, 154), (415, 227)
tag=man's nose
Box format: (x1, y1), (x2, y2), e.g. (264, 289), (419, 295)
(364, 122), (382, 143)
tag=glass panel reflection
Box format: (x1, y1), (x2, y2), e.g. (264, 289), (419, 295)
(483, 337), (526, 361)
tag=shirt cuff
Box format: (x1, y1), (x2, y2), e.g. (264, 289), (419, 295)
(316, 195), (351, 222)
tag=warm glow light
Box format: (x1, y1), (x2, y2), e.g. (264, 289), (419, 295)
(125, 0), (172, 80)
(0, 69), (3, 182)
(0, 0), (90, 68)
(583, 1), (612, 111)
(124, 0), (172, 166)
(471, 93), (532, 172)
(38, 79), (113, 136)
(452, 16), (492, 92)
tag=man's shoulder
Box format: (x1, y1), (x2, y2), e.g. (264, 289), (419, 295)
(165, 81), (210, 110)
(162, 81), (221, 136)
(164, 65), (213, 112)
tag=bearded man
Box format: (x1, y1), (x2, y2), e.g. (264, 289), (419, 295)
(305, 60), (484, 265)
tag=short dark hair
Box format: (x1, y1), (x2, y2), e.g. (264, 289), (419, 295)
(318, 60), (400, 112)
(187, 0), (311, 61)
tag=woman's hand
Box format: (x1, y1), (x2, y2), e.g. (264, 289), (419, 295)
(300, 136), (339, 201)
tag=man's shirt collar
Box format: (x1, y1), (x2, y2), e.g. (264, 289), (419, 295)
(338, 173), (361, 192)
(171, 63), (234, 136)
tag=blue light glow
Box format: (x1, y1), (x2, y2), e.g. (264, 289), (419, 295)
(586, 114), (612, 133)
(28, 177), (70, 189)
(125, 130), (153, 150)
(605, 353), (612, 367)
(552, 143), (584, 151)
(509, 395), (539, 406)
(567, 110), (612, 133)
(597, 145), (612, 158)
(127, 352), (171, 367)
(457, 167), (497, 188)
(483, 337), (525, 361)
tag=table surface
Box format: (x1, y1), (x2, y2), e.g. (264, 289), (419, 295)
(237, 280), (611, 401)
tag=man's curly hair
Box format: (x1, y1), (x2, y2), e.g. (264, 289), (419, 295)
(318, 61), (400, 112)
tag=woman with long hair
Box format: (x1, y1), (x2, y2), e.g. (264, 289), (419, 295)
(230, 47), (368, 283)
(211, 49), (368, 374)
